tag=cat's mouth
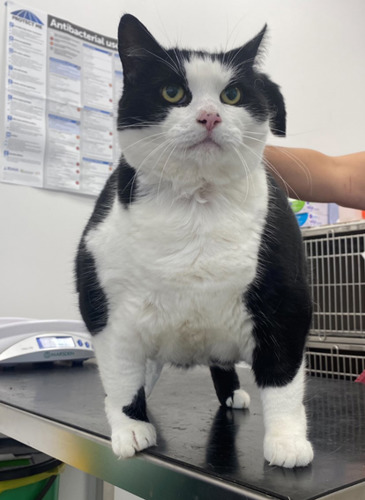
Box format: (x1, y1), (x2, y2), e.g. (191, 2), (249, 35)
(189, 136), (222, 151)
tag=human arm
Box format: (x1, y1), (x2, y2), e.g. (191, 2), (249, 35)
(264, 146), (365, 210)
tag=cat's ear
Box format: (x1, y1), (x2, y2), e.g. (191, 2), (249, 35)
(258, 75), (286, 137)
(242, 24), (267, 64)
(226, 25), (267, 68)
(118, 14), (164, 82)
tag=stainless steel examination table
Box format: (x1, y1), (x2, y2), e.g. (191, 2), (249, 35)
(0, 362), (364, 500)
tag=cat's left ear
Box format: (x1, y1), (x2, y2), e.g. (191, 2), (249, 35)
(226, 26), (286, 136)
(118, 14), (165, 83)
(225, 25), (267, 69)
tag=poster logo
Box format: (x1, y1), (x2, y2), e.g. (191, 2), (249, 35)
(11, 9), (44, 26)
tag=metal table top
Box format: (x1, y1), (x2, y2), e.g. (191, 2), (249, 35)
(0, 362), (364, 500)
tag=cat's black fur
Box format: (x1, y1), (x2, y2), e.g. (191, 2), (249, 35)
(245, 175), (312, 387)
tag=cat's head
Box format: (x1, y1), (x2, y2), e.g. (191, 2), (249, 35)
(117, 14), (286, 190)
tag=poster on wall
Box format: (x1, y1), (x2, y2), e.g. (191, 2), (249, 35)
(1, 1), (123, 196)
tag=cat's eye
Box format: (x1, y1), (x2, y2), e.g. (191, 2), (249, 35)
(161, 85), (185, 104)
(220, 86), (241, 105)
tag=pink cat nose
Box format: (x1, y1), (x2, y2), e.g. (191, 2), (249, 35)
(196, 110), (222, 131)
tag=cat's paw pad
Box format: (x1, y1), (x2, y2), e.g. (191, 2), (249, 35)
(264, 434), (313, 468)
(111, 421), (157, 458)
(225, 389), (250, 409)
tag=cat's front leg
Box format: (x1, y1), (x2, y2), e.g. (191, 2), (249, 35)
(259, 362), (313, 468)
(93, 329), (157, 458)
(105, 389), (156, 458)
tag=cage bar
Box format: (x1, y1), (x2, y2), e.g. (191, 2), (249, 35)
(302, 221), (365, 380)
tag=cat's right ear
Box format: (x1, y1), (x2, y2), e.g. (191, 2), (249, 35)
(118, 14), (164, 83)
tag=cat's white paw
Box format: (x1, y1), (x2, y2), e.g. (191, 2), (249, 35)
(225, 389), (250, 409)
(264, 434), (313, 468)
(111, 421), (157, 458)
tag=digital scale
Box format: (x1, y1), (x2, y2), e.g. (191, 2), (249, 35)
(0, 318), (94, 366)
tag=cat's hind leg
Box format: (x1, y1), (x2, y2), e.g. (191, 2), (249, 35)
(144, 359), (163, 399)
(210, 365), (250, 409)
(93, 326), (157, 458)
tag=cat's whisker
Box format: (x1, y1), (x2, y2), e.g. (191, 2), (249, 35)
(237, 137), (293, 198)
(240, 133), (267, 144)
(227, 54), (257, 73)
(157, 141), (179, 197)
(133, 137), (176, 183)
(232, 145), (252, 203)
(264, 160), (297, 199)
(118, 120), (166, 130)
(125, 22), (182, 77)
(119, 131), (168, 154)
(154, 12), (176, 49)
(238, 138), (302, 200)
(235, 131), (307, 194)
(163, 45), (186, 77)
(139, 48), (182, 77)
(240, 130), (269, 136)
(270, 146), (312, 188)
(120, 138), (175, 203)
(140, 19), (185, 77)
(143, 137), (176, 185)
(262, 147), (312, 200)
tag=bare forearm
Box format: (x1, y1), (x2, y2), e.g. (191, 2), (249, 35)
(264, 146), (365, 210)
(332, 152), (365, 209)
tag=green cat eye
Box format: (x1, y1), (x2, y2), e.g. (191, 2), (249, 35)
(161, 85), (185, 104)
(220, 86), (241, 105)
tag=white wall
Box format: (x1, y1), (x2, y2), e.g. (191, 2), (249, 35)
(1, 0), (365, 321)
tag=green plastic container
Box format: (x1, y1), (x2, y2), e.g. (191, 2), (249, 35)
(0, 474), (60, 499)
(0, 438), (63, 499)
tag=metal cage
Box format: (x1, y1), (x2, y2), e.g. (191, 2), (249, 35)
(302, 220), (365, 380)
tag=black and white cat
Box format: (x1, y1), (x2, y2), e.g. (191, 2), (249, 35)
(76, 14), (313, 468)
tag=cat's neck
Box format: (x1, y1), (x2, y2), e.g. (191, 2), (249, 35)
(136, 164), (267, 209)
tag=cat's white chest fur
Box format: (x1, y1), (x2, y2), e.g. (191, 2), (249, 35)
(86, 168), (268, 367)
